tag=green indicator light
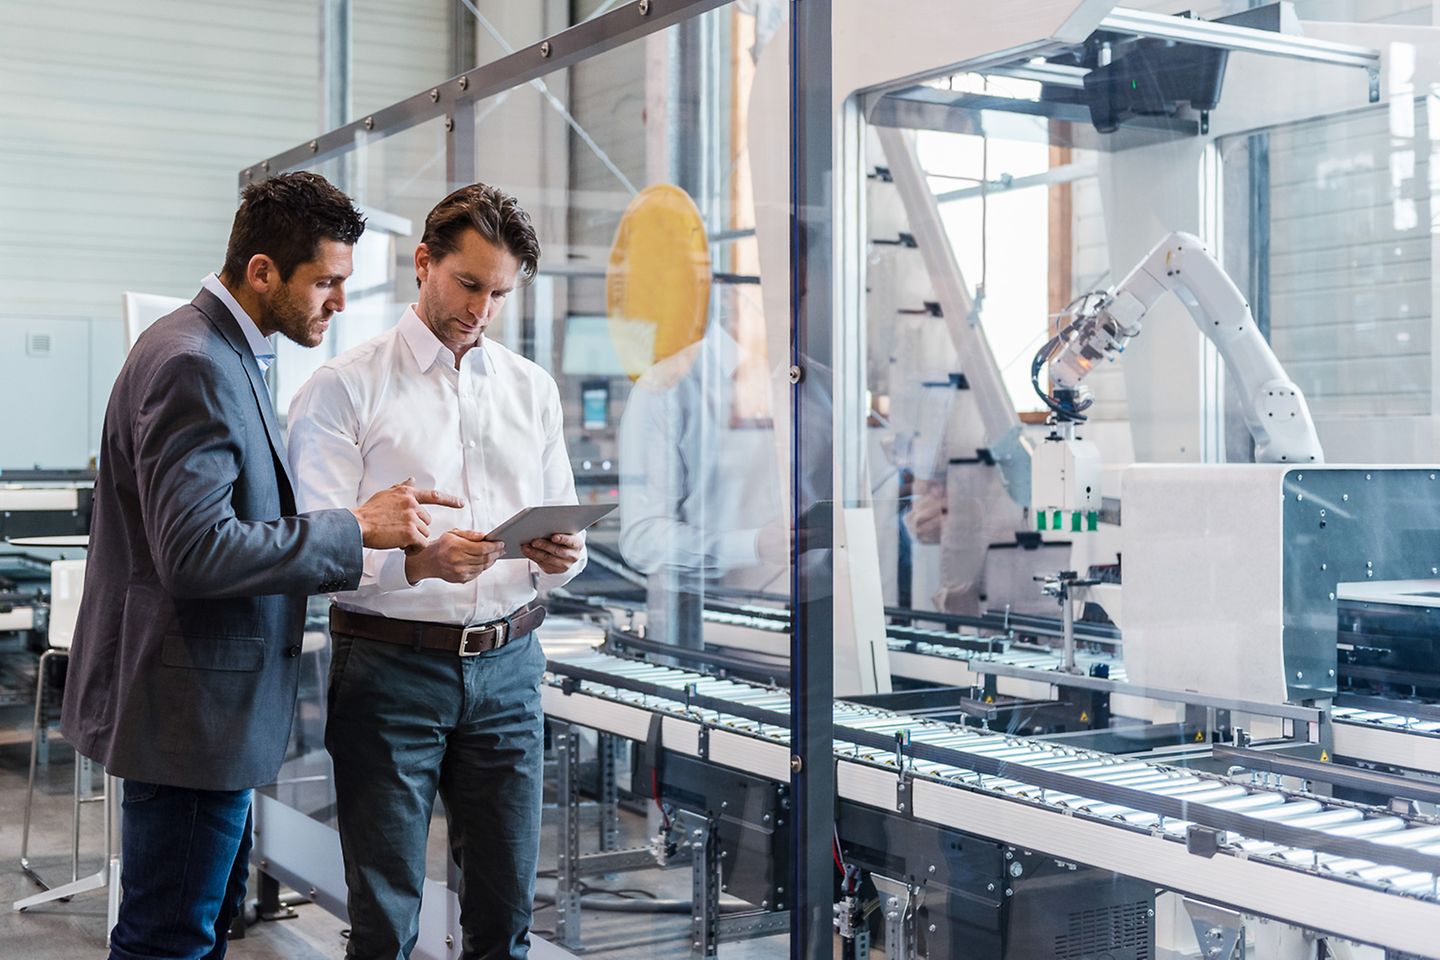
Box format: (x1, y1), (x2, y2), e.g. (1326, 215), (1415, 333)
(1131, 79), (1138, 89)
(1071, 511), (1082, 532)
(1052, 510), (1062, 530)
(1087, 511), (1099, 532)
(1038, 512), (1047, 531)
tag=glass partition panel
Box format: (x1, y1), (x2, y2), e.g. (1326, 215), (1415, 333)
(262, 115), (449, 852)
(254, 3), (801, 955)
(490, 14), (796, 950)
(846, 5), (1440, 960)
(1220, 97), (1437, 462)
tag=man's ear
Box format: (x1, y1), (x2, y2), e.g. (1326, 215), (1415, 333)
(245, 253), (279, 294)
(414, 243), (432, 286)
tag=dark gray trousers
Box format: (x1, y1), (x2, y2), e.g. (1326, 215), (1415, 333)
(326, 628), (546, 960)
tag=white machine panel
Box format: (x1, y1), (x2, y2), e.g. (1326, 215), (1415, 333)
(1122, 464), (1290, 705)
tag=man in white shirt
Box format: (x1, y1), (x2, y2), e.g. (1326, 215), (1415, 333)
(63, 172), (457, 960)
(288, 183), (584, 960)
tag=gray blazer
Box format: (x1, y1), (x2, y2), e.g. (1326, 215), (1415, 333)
(60, 288), (363, 791)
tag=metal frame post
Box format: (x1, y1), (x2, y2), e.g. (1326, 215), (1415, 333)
(790, 2), (834, 959)
(870, 874), (923, 960)
(689, 816), (720, 958)
(553, 722), (583, 949)
(446, 99), (477, 191)
(597, 732), (621, 852)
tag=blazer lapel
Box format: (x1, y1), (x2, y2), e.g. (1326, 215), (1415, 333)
(191, 289), (297, 497)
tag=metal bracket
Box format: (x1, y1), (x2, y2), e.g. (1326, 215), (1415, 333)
(690, 817), (721, 958)
(1184, 899), (1245, 960)
(552, 722), (583, 949)
(717, 909), (790, 940)
(871, 873), (925, 960)
(597, 731), (621, 853)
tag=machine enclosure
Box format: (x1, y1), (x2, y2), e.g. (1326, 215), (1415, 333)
(1122, 464), (1440, 705)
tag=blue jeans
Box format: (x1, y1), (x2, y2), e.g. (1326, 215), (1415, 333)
(109, 780), (253, 960)
(326, 629), (546, 960)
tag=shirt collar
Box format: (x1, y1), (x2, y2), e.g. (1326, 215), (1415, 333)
(201, 273), (275, 373)
(399, 305), (492, 375)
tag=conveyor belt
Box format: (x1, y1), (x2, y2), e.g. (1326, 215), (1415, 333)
(542, 650), (1440, 957)
(1332, 705), (1440, 776)
(562, 591), (1440, 775)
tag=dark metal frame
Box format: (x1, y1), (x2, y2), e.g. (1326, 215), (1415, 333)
(790, 2), (834, 957)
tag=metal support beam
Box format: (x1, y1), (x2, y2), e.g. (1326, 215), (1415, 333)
(1213, 745), (1440, 805)
(689, 817), (720, 958)
(1099, 7), (1382, 72)
(598, 732), (621, 852)
(449, 0), (478, 76)
(790, 2), (835, 959)
(320, 0), (352, 130)
(552, 722), (583, 949)
(447, 98), (477, 191)
(244, 0), (731, 184)
(877, 124), (1031, 506)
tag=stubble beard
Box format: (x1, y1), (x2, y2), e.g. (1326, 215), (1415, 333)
(266, 281), (327, 348)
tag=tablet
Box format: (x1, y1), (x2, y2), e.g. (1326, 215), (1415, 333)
(484, 503), (617, 555)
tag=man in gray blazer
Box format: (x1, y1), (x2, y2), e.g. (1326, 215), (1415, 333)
(60, 172), (461, 960)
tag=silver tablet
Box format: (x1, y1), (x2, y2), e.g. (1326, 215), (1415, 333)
(484, 503), (617, 555)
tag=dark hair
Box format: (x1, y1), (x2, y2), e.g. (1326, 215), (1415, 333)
(419, 183), (540, 287)
(221, 172), (366, 282)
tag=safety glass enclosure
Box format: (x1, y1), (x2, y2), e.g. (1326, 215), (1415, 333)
(244, 2), (1440, 958)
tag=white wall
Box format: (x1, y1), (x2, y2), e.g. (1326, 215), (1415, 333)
(0, 0), (454, 464)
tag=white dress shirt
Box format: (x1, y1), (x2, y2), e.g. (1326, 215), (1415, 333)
(287, 305), (585, 625)
(201, 273), (276, 374)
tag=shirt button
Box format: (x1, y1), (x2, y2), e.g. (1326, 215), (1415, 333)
(286, 645), (301, 657)
(467, 440), (476, 448)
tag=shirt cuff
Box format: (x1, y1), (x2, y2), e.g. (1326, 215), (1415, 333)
(712, 528), (762, 570)
(375, 549), (413, 592)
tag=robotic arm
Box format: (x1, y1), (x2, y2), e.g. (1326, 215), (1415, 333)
(1034, 231), (1324, 464)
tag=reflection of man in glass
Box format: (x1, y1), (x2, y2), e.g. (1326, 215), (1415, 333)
(618, 308), (789, 598)
(288, 184), (584, 960)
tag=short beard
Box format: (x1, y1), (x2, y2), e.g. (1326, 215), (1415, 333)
(263, 281), (325, 348)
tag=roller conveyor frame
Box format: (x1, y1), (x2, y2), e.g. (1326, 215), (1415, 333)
(555, 589), (1440, 779)
(543, 650), (1440, 958)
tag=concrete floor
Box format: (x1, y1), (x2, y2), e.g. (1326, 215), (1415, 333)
(0, 738), (792, 960)
(0, 740), (349, 959)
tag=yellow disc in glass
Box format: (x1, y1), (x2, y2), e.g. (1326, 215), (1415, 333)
(605, 183), (711, 381)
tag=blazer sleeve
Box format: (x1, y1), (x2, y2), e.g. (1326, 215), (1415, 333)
(133, 350), (362, 599)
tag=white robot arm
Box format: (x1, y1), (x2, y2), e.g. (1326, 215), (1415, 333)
(1036, 231), (1324, 464)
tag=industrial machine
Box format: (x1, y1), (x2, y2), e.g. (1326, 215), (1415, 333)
(542, 648), (1440, 959)
(1036, 230), (1323, 464)
(1030, 231), (1324, 535)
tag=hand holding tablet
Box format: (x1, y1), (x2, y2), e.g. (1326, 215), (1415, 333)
(482, 503), (617, 555)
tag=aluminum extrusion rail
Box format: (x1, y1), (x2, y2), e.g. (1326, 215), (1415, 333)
(545, 653), (1440, 890)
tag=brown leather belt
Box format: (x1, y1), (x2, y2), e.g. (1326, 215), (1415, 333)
(330, 603), (546, 656)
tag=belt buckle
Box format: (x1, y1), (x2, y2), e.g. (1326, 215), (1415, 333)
(459, 613), (514, 657)
(459, 622), (497, 657)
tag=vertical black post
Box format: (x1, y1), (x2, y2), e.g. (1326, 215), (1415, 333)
(790, 2), (834, 959)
